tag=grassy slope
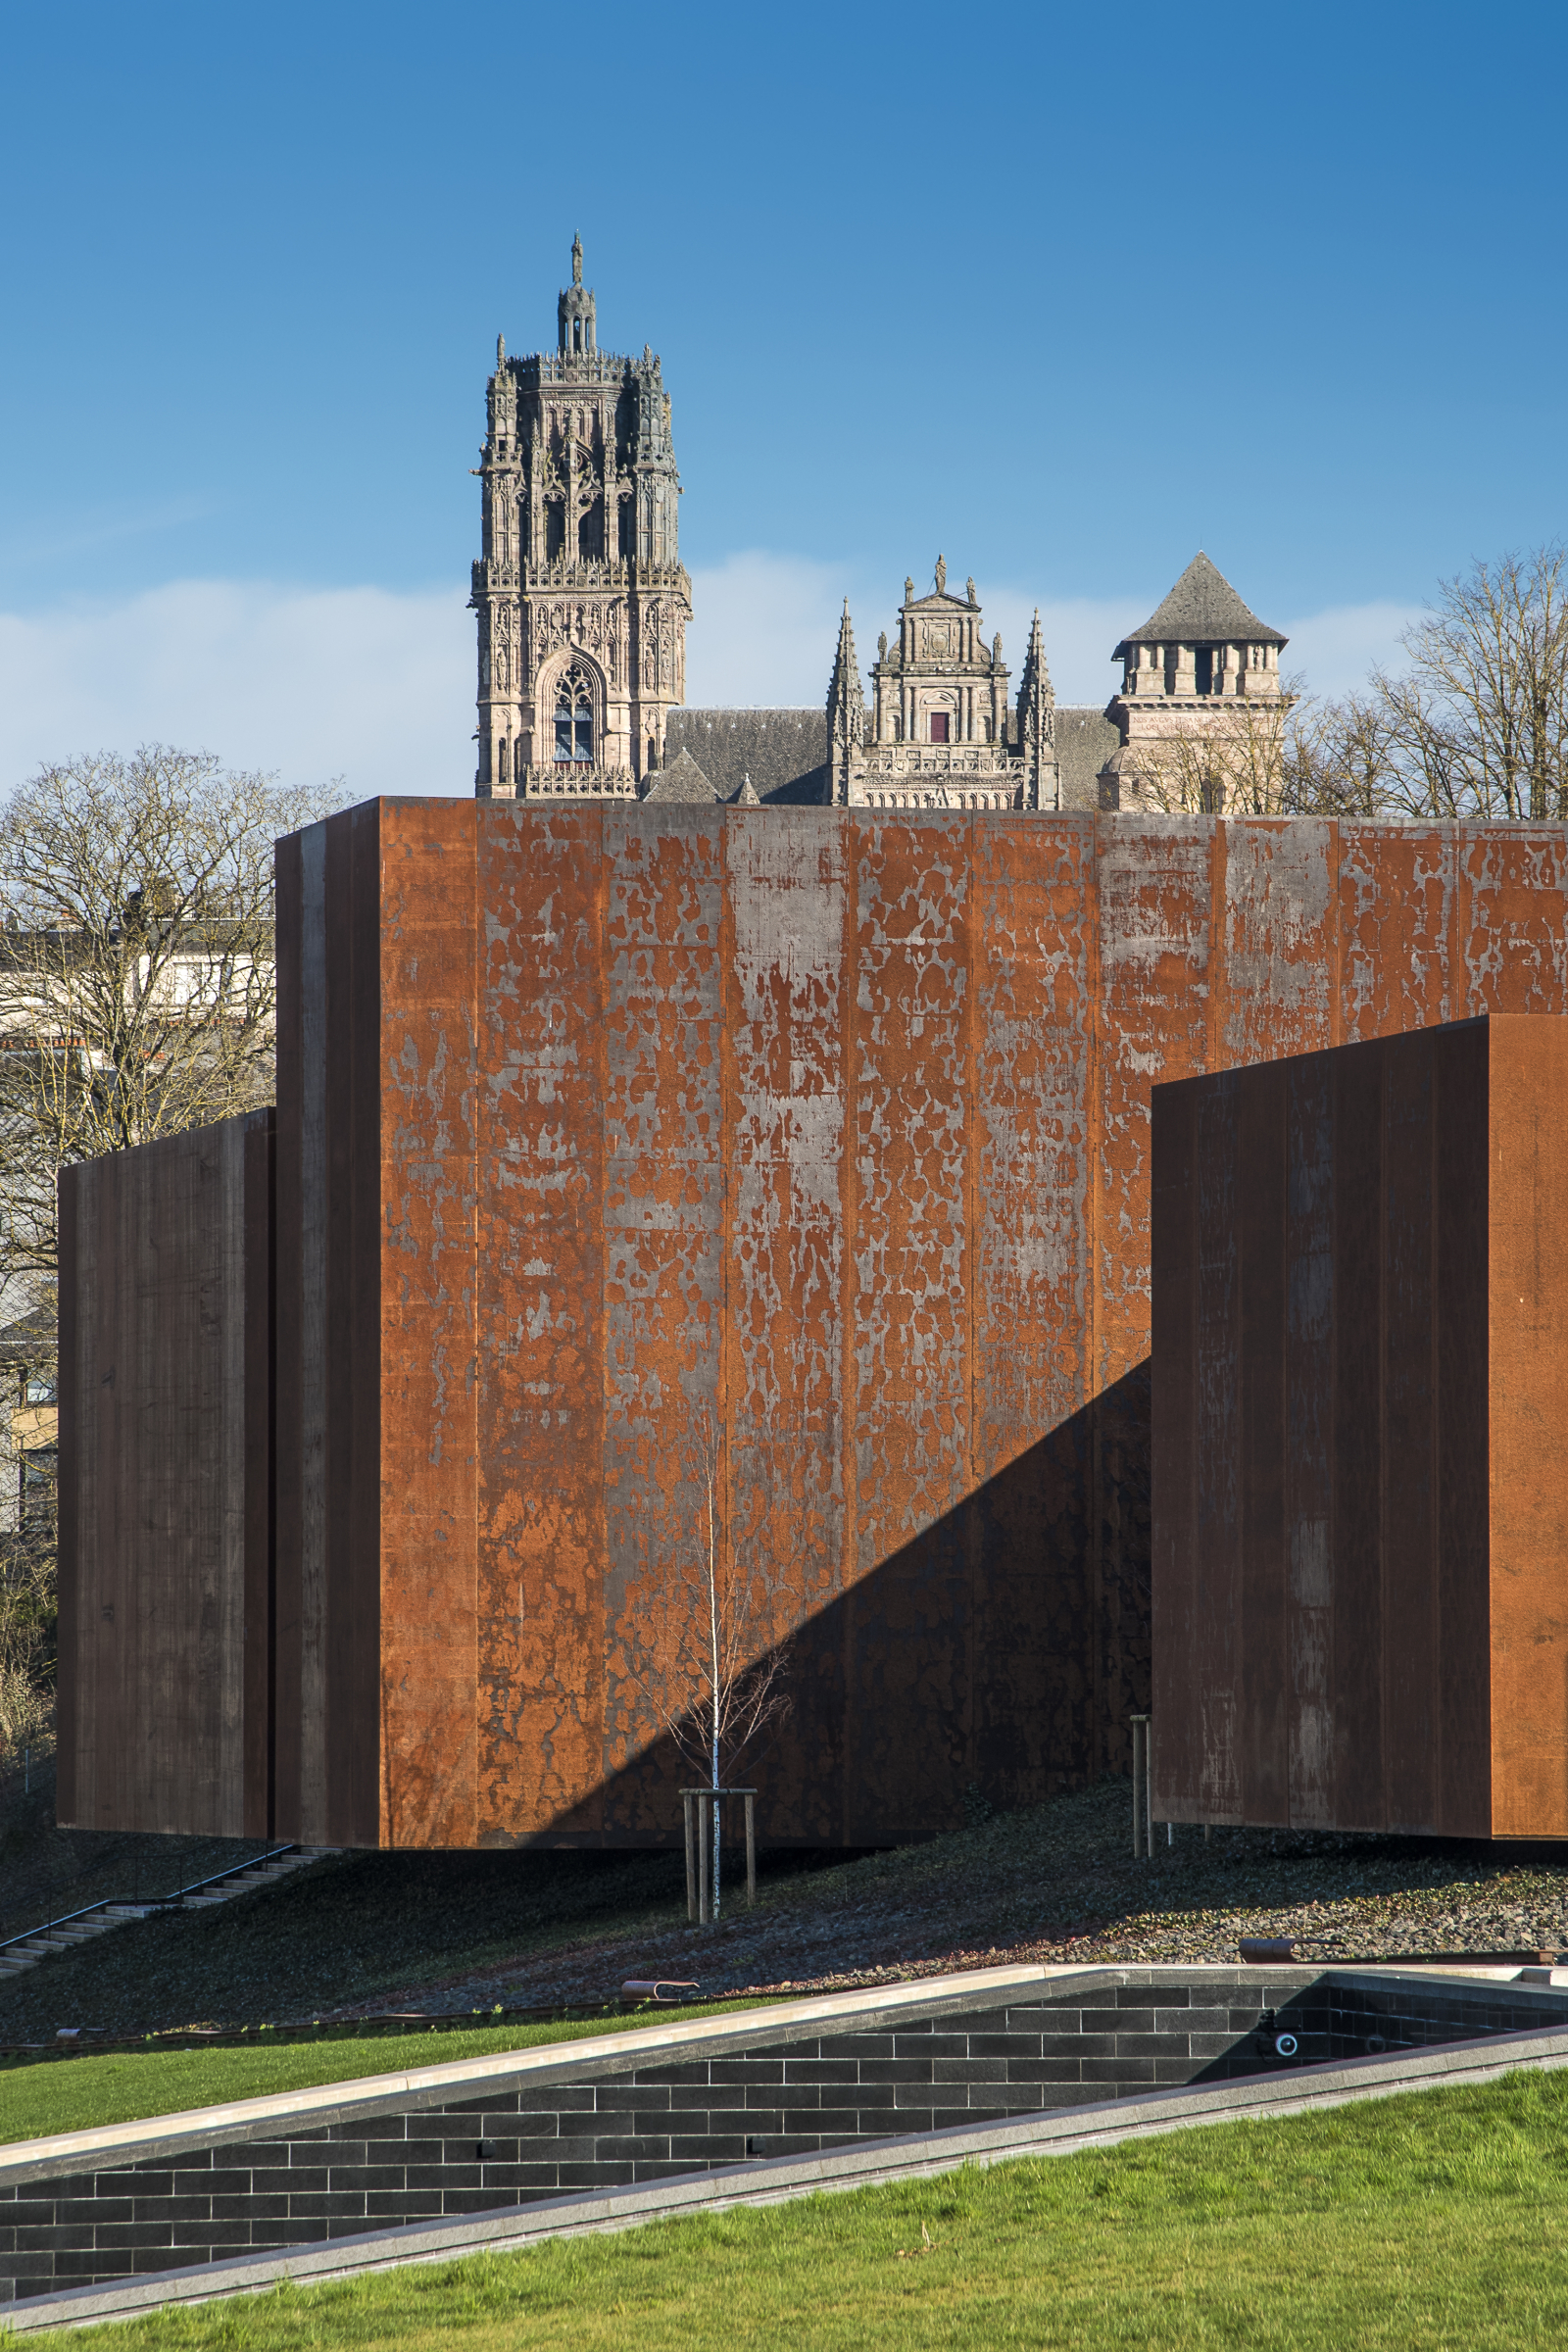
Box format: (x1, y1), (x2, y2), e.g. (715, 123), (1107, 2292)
(61, 2069), (1568, 2350)
(0, 2003), (778, 2146)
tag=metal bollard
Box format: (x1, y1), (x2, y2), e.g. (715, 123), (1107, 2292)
(1129, 1715), (1152, 1858)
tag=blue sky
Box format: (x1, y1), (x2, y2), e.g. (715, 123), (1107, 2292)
(1, 1), (1563, 795)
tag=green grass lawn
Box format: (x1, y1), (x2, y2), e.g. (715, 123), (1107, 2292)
(0, 2003), (777, 2147)
(51, 2068), (1568, 2350)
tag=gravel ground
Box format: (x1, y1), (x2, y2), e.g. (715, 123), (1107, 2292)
(3, 1779), (1566, 2045)
(344, 1782), (1568, 2021)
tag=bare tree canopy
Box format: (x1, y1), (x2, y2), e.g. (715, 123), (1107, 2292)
(1370, 546), (1568, 819)
(0, 745), (342, 1298)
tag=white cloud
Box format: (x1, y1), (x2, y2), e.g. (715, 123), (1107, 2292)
(685, 552), (849, 706)
(0, 566), (1430, 811)
(1278, 602), (1423, 700)
(0, 580), (474, 801)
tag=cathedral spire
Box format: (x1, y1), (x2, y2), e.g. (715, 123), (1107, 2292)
(827, 601), (864, 808)
(1017, 609), (1058, 810)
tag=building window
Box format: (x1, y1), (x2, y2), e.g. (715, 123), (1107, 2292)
(24, 1373), (56, 1405)
(20, 1446), (55, 1525)
(1195, 648), (1214, 696)
(555, 665), (595, 763)
(930, 711), (950, 743)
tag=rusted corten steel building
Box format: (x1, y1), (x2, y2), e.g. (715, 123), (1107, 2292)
(1151, 1015), (1568, 1839)
(57, 804), (1568, 1847)
(58, 1111), (275, 1840)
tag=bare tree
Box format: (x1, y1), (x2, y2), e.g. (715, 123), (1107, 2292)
(0, 746), (342, 1300)
(1373, 546), (1568, 819)
(1125, 680), (1328, 817)
(0, 745), (343, 1747)
(633, 1411), (794, 1917)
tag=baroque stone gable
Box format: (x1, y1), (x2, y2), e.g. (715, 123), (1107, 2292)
(829, 560), (1059, 811)
(472, 241), (691, 801)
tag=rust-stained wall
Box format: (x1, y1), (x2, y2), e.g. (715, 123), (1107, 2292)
(57, 1110), (273, 1838)
(262, 806), (1568, 1849)
(1152, 1015), (1568, 1837)
(64, 818), (1568, 1843)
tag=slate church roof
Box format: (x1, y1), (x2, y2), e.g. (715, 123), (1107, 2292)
(641, 746), (761, 806)
(1115, 552), (1286, 655)
(665, 709), (827, 805)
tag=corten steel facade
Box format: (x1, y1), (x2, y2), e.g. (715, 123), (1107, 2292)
(57, 1110), (274, 1838)
(1151, 1015), (1568, 1838)
(57, 805), (1568, 1846)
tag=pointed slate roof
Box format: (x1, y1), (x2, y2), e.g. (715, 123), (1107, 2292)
(642, 747), (720, 804)
(1114, 552), (1286, 654)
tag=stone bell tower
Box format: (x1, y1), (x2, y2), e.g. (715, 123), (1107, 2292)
(472, 237), (692, 799)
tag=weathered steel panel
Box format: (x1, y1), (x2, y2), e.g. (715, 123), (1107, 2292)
(843, 814), (974, 1843)
(1434, 1025), (1491, 1834)
(1283, 1051), (1335, 1828)
(1191, 1074), (1241, 1818)
(70, 810), (1568, 1846)
(271, 827), (306, 1838)
(1487, 1017), (1568, 1834)
(1221, 820), (1339, 1068)
(600, 810), (727, 1835)
(1463, 828), (1568, 1013)
(1094, 817), (1211, 1397)
(376, 800), (479, 1847)
(475, 803), (607, 1840)
(1152, 1015), (1568, 1836)
(1327, 1039), (1386, 1826)
(970, 817), (1096, 1803)
(724, 809), (849, 1843)
(1338, 824), (1459, 1040)
(57, 1114), (272, 1837)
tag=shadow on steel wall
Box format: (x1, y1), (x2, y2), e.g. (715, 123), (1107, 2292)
(486, 1361), (1152, 1851)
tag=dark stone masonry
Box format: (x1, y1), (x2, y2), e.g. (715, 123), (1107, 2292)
(4, 1969), (1566, 2307)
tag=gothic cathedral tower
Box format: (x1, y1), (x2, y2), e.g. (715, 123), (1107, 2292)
(472, 238), (692, 798)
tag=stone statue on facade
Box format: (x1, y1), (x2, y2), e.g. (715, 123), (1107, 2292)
(934, 554), (947, 595)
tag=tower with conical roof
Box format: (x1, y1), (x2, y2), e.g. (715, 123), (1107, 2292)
(472, 238), (692, 798)
(1101, 552), (1291, 811)
(1108, 553), (1286, 732)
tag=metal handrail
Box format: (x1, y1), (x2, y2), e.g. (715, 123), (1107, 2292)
(0, 1843), (301, 1959)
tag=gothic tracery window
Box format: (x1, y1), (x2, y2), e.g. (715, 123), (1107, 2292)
(555, 663), (595, 763)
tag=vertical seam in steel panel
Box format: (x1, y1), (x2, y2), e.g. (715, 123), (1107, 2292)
(1090, 813), (1104, 1772)
(1208, 818), (1228, 1074)
(1329, 821), (1344, 1052)
(593, 800), (609, 1822)
(1377, 1045), (1390, 1827)
(839, 811), (858, 1847)
(299, 822), (327, 1843)
(964, 810), (978, 1786)
(719, 809), (736, 1731)
(1430, 1034), (1442, 1825)
(219, 1115), (246, 1832)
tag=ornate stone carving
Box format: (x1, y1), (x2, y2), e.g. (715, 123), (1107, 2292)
(472, 241), (692, 797)
(829, 566), (1059, 812)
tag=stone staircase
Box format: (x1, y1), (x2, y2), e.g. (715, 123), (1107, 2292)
(0, 1848), (337, 1982)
